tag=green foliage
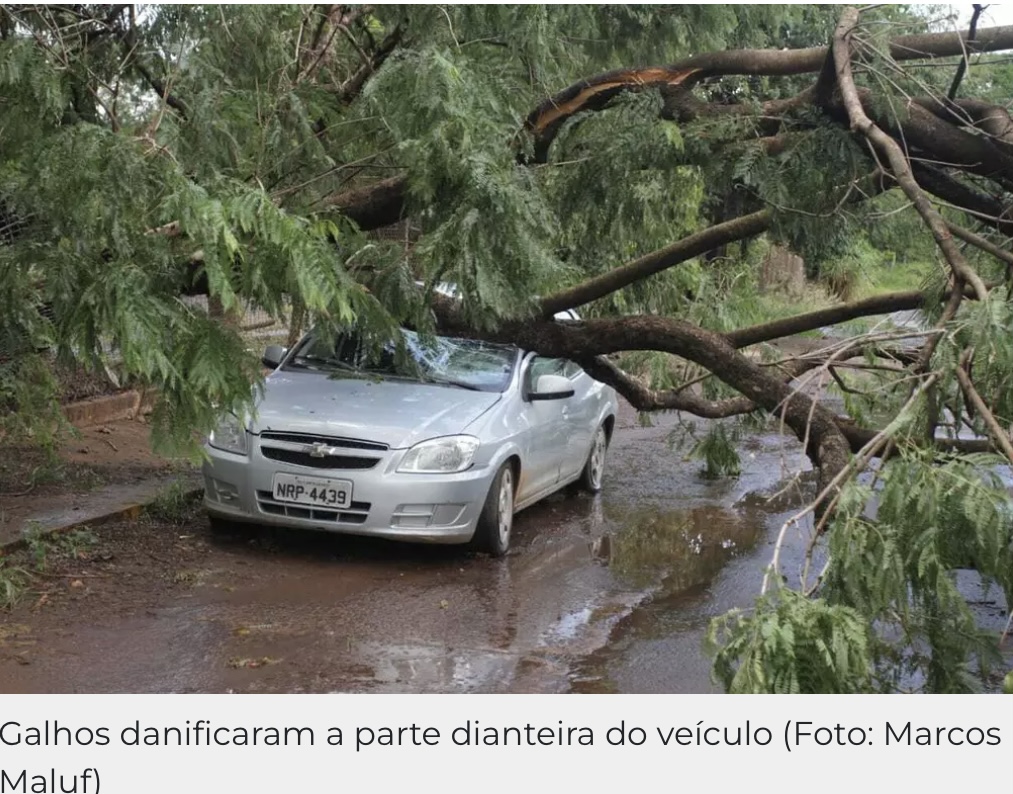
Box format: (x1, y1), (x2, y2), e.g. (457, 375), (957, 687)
(824, 451), (1013, 692)
(691, 422), (742, 479)
(951, 289), (1013, 426)
(22, 524), (97, 573)
(0, 353), (64, 447)
(4, 4), (1013, 696)
(146, 482), (202, 524)
(0, 3), (845, 446)
(713, 449), (1013, 693)
(0, 557), (30, 610)
(708, 586), (873, 693)
(364, 46), (562, 326)
(545, 92), (703, 316)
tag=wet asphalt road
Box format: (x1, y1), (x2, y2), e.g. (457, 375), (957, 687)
(4, 406), (1008, 693)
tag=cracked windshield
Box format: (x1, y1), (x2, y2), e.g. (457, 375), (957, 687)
(290, 330), (517, 392)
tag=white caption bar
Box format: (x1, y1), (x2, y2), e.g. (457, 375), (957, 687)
(0, 694), (1010, 793)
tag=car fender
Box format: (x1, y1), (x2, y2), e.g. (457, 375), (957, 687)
(596, 391), (619, 435)
(483, 440), (525, 490)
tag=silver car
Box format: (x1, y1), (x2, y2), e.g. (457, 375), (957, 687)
(202, 322), (618, 556)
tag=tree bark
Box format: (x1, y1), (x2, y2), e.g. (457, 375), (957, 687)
(438, 306), (852, 505)
(539, 210), (771, 316)
(322, 174), (408, 231)
(829, 7), (989, 302)
(527, 24), (1013, 159)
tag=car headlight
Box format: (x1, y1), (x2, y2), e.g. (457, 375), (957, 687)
(397, 435), (479, 474)
(208, 413), (248, 455)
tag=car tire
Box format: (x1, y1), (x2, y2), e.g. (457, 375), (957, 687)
(578, 423), (609, 493)
(469, 462), (515, 557)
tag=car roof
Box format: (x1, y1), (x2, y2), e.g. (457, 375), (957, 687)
(415, 280), (580, 321)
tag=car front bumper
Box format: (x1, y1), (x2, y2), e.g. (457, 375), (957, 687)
(202, 441), (494, 544)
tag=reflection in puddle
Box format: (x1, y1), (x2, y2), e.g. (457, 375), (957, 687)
(567, 456), (820, 694)
(590, 504), (765, 595)
(551, 608), (594, 641)
(343, 641), (517, 692)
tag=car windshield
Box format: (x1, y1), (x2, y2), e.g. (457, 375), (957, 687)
(288, 329), (517, 392)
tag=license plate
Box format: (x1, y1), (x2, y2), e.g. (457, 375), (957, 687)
(272, 473), (353, 509)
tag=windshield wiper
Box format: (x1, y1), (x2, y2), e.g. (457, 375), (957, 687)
(289, 354), (357, 372)
(423, 375), (482, 391)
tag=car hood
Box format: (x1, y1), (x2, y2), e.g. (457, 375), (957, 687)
(249, 370), (502, 449)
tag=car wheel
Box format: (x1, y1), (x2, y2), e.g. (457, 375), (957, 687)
(579, 423), (609, 493)
(470, 462), (515, 557)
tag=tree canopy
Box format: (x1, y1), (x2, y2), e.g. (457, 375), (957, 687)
(2, 3), (1013, 692)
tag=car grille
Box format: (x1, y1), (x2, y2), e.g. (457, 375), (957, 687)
(259, 431), (388, 451)
(261, 447), (380, 470)
(256, 490), (371, 524)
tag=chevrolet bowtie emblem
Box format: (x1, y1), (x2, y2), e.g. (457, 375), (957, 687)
(307, 442), (330, 458)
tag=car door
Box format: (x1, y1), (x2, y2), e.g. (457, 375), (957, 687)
(515, 354), (570, 502)
(558, 359), (597, 479)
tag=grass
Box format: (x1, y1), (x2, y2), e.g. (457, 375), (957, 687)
(0, 558), (30, 610)
(855, 258), (935, 299)
(754, 283), (837, 337)
(22, 522), (98, 573)
(0, 441), (107, 497)
(0, 523), (101, 610)
(146, 481), (202, 524)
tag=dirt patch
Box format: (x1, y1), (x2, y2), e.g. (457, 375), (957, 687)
(1, 420), (181, 495)
(1, 499), (222, 632)
(0, 418), (193, 546)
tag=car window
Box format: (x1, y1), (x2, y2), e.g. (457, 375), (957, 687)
(526, 356), (567, 390)
(563, 360), (583, 379)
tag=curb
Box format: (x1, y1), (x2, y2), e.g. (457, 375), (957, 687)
(62, 389), (158, 429)
(0, 485), (204, 555)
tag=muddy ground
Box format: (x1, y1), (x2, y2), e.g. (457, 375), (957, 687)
(1, 407), (1009, 693)
(0, 419), (192, 546)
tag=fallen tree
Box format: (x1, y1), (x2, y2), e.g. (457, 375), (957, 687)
(2, 3), (1012, 692)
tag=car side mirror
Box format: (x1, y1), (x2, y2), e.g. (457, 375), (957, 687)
(262, 344), (287, 369)
(529, 373), (575, 401)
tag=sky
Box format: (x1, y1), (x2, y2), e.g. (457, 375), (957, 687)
(946, 3), (1013, 26)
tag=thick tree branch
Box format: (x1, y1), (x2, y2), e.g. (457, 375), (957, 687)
(337, 25), (403, 103)
(575, 349), (997, 462)
(947, 4), (983, 100)
(539, 210), (771, 316)
(575, 355), (758, 418)
(830, 8), (989, 302)
(956, 349), (1013, 465)
(133, 58), (188, 117)
(322, 174), (408, 230)
(438, 306), (852, 504)
(912, 162), (1013, 238)
(727, 290), (931, 349)
(866, 97), (1013, 191)
(912, 96), (1013, 155)
(728, 266), (1005, 350)
(527, 23), (1013, 160)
